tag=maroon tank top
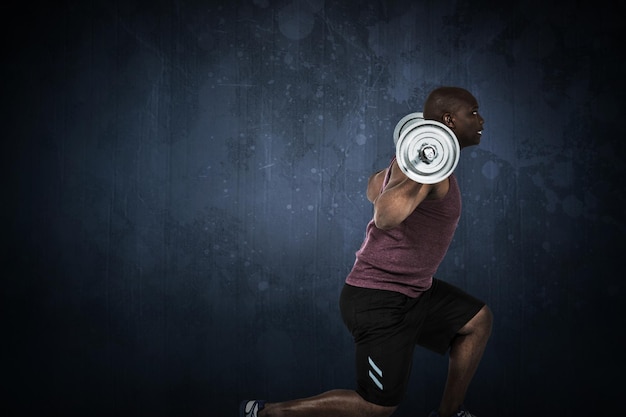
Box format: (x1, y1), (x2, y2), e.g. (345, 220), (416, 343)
(345, 160), (462, 298)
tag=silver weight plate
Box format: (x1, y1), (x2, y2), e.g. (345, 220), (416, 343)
(393, 112), (423, 145)
(395, 119), (460, 184)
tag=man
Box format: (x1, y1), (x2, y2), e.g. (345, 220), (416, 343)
(241, 86), (493, 417)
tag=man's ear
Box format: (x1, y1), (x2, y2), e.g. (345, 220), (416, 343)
(443, 113), (455, 128)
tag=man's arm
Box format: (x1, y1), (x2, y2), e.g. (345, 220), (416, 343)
(372, 159), (433, 230)
(366, 169), (387, 203)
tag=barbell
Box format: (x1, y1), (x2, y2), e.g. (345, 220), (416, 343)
(393, 112), (460, 184)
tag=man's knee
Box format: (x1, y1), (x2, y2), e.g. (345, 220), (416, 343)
(477, 304), (493, 334)
(460, 304), (493, 336)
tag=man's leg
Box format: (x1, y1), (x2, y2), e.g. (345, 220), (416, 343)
(437, 305), (493, 417)
(259, 389), (397, 417)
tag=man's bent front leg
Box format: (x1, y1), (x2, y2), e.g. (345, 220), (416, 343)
(437, 305), (493, 417)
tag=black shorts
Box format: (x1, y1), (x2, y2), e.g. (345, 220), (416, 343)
(339, 278), (485, 407)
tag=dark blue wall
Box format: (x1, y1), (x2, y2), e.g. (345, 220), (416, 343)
(3, 1), (624, 416)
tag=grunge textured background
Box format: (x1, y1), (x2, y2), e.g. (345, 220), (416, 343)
(3, 1), (624, 416)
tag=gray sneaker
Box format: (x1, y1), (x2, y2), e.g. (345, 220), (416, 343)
(240, 400), (266, 417)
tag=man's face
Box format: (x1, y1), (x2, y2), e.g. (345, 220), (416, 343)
(450, 96), (484, 149)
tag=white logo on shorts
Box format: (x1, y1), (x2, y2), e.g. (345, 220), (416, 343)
(368, 356), (383, 390)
